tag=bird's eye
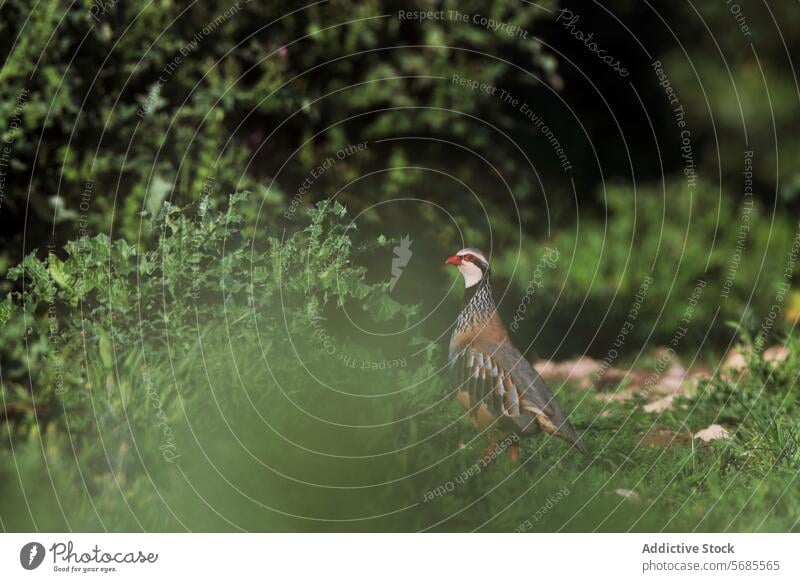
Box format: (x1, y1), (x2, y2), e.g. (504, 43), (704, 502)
(463, 254), (474, 262)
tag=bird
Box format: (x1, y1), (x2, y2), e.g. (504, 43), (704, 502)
(445, 247), (589, 460)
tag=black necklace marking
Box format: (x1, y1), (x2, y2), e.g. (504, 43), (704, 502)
(455, 276), (495, 335)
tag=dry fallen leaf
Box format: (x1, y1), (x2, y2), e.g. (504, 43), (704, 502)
(652, 366), (688, 395)
(694, 424), (730, 442)
(643, 394), (676, 413)
(615, 489), (641, 502)
(534, 357), (602, 389)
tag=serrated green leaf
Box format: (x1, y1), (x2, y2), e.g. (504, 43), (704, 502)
(48, 255), (73, 292)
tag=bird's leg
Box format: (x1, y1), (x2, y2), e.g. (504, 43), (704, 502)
(510, 441), (520, 463)
(483, 443), (498, 464)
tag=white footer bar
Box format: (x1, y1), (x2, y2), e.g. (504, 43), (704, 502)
(1, 533), (797, 581)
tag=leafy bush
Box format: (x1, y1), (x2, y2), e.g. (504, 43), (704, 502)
(0, 0), (558, 261)
(0, 196), (448, 530)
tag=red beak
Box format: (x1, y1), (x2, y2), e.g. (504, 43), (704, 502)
(445, 255), (462, 266)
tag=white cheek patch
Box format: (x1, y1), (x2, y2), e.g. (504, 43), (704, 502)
(458, 262), (484, 288)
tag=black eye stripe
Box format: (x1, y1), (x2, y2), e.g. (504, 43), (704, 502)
(457, 251), (488, 267)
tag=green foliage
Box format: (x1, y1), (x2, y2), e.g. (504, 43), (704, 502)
(495, 180), (797, 355)
(0, 0), (558, 257)
(0, 194), (448, 530)
(664, 2), (800, 198)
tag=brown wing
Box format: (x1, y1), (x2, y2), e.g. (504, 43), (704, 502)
(450, 342), (590, 456)
(450, 346), (539, 435)
(484, 340), (590, 455)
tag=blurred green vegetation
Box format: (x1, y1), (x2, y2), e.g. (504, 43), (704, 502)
(495, 180), (800, 357)
(1, 0), (799, 531)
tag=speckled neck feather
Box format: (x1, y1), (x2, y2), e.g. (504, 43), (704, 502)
(455, 275), (496, 335)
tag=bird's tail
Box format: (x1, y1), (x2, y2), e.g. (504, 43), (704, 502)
(571, 434), (591, 458)
(554, 418), (591, 458)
